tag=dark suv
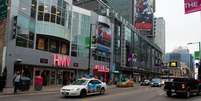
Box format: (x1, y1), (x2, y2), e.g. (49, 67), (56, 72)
(164, 78), (200, 98)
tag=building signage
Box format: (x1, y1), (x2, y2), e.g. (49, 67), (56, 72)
(53, 54), (71, 68)
(94, 64), (109, 72)
(40, 58), (48, 64)
(185, 0), (201, 14)
(96, 24), (111, 48)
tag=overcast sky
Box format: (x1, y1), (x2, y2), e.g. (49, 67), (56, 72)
(154, 0), (201, 54)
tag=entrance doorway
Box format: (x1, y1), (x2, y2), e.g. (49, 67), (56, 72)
(63, 71), (75, 85)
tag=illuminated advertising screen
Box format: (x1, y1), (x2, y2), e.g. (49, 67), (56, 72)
(95, 24), (111, 52)
(134, 0), (154, 31)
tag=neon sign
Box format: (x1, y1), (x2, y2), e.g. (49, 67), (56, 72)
(53, 54), (71, 68)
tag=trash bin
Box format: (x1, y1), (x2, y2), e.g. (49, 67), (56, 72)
(0, 76), (5, 92)
(34, 76), (43, 91)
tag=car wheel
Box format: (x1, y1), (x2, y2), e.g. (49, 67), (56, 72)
(80, 89), (87, 98)
(167, 91), (172, 97)
(100, 88), (105, 95)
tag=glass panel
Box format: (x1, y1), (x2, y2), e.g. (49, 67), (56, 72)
(44, 13), (50, 21)
(49, 40), (58, 53)
(51, 14), (56, 23)
(38, 11), (44, 20)
(56, 16), (61, 24)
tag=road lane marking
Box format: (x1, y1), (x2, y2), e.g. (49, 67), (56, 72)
(159, 92), (165, 96)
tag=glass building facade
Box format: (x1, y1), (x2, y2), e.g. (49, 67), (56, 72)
(4, 0), (163, 87)
(71, 11), (91, 57)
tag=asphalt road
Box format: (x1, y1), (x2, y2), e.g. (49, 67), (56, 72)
(1, 86), (201, 101)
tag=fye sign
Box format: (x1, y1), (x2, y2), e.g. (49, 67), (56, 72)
(53, 54), (71, 68)
(185, 0), (201, 14)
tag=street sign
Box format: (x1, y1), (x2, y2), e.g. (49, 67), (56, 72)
(0, 0), (8, 21)
(194, 51), (200, 60)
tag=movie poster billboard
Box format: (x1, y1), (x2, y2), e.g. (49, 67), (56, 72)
(95, 24), (112, 53)
(134, 0), (154, 31)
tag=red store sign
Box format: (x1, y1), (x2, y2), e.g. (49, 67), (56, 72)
(53, 54), (71, 68)
(94, 64), (109, 72)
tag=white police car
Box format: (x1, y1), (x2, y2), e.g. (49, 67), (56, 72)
(60, 78), (107, 97)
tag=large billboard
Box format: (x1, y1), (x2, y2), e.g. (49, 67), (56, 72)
(134, 0), (154, 31)
(95, 23), (111, 53)
(184, 0), (201, 14)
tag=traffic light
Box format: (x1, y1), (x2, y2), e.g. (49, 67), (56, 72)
(12, 16), (17, 39)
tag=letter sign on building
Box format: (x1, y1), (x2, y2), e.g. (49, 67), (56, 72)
(53, 54), (71, 68)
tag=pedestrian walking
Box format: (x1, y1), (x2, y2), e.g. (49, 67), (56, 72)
(13, 71), (21, 94)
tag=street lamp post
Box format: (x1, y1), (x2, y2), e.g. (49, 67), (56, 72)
(187, 42), (201, 79)
(88, 24), (93, 75)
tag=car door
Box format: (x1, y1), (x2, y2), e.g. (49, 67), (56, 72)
(88, 80), (96, 93)
(93, 80), (102, 92)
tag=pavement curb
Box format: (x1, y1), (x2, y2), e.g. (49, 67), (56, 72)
(0, 85), (117, 96)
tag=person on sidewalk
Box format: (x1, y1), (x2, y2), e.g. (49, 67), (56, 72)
(13, 71), (21, 94)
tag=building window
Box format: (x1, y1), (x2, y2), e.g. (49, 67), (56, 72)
(36, 0), (67, 26)
(61, 43), (67, 55)
(38, 11), (44, 21)
(37, 38), (45, 50)
(16, 32), (34, 48)
(44, 13), (50, 21)
(31, 0), (37, 19)
(71, 44), (77, 57)
(49, 40), (58, 53)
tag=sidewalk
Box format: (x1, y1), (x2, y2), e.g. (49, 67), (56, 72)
(0, 85), (62, 95)
(0, 85), (117, 96)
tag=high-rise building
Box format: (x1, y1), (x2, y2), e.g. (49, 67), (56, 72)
(164, 47), (194, 71)
(153, 17), (165, 54)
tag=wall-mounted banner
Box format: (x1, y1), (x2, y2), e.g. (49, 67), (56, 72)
(134, 0), (154, 31)
(185, 0), (201, 14)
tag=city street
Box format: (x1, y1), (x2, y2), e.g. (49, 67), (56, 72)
(0, 86), (201, 101)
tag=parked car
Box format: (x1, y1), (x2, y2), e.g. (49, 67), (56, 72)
(150, 78), (161, 87)
(60, 78), (107, 97)
(140, 80), (150, 86)
(164, 78), (200, 98)
(116, 79), (134, 88)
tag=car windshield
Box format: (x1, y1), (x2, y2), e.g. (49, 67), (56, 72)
(152, 79), (160, 83)
(72, 79), (88, 85)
